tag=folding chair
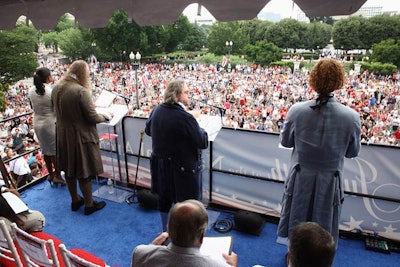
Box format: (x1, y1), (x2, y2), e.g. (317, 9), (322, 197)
(11, 223), (59, 267)
(0, 219), (23, 267)
(58, 244), (104, 267)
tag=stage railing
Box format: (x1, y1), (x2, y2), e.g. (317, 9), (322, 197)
(98, 115), (400, 241)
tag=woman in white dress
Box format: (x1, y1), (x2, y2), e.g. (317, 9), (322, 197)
(28, 67), (66, 186)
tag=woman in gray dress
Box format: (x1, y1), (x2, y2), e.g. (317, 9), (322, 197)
(29, 67), (66, 186)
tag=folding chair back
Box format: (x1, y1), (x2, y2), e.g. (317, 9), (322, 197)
(58, 244), (103, 267)
(11, 223), (59, 267)
(0, 219), (23, 266)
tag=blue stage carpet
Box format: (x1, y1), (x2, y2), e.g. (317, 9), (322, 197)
(19, 181), (400, 267)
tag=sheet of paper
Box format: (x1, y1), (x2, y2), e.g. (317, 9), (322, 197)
(197, 114), (223, 142)
(96, 104), (128, 126)
(95, 90), (116, 108)
(2, 192), (29, 214)
(200, 236), (233, 263)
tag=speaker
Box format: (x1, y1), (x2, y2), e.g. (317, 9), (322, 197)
(234, 210), (265, 236)
(137, 189), (158, 210)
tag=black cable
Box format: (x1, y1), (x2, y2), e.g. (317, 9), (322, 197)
(213, 218), (233, 233)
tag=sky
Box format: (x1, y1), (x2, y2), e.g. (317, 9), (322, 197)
(183, 0), (400, 23)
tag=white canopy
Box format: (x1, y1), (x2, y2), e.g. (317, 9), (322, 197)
(0, 0), (367, 30)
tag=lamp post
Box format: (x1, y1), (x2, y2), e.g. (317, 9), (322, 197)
(226, 41), (233, 72)
(91, 42), (96, 57)
(129, 51), (141, 109)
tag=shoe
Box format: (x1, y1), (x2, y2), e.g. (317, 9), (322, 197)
(84, 201), (106, 215)
(53, 176), (66, 187)
(47, 173), (54, 185)
(71, 197), (84, 211)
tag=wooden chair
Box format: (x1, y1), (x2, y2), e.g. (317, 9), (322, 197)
(58, 244), (104, 267)
(11, 223), (59, 267)
(0, 219), (23, 267)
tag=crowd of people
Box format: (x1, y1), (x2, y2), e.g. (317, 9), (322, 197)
(1, 57), (399, 155)
(0, 55), (389, 266)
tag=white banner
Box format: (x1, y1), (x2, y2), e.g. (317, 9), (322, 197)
(109, 117), (400, 241)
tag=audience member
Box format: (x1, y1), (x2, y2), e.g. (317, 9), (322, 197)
(277, 59), (361, 246)
(0, 184), (45, 235)
(51, 60), (108, 215)
(145, 79), (208, 231)
(8, 144), (33, 188)
(287, 222), (336, 267)
(29, 66), (66, 186)
(131, 199), (238, 267)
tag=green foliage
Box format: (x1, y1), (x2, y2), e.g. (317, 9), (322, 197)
(265, 19), (308, 49)
(369, 39), (400, 68)
(55, 14), (75, 32)
(57, 28), (93, 60)
(41, 31), (59, 53)
(0, 24), (38, 84)
(270, 61), (295, 69)
(332, 16), (366, 50)
(207, 21), (249, 55)
(244, 41), (282, 65)
(0, 84), (8, 112)
(332, 15), (400, 51)
(304, 22), (332, 50)
(164, 15), (193, 53)
(359, 61), (397, 76)
(309, 16), (335, 25)
(183, 24), (207, 51)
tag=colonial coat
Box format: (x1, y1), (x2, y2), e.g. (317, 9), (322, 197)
(51, 79), (108, 179)
(277, 96), (361, 245)
(145, 103), (208, 202)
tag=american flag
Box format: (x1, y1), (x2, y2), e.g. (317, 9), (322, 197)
(141, 73), (149, 88)
(221, 56), (228, 67)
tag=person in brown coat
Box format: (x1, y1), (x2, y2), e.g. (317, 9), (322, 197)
(51, 60), (109, 215)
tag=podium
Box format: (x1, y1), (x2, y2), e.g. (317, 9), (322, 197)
(93, 99), (132, 203)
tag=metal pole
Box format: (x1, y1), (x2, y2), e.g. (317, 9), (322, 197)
(135, 67), (139, 109)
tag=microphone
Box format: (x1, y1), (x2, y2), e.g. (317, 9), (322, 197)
(101, 87), (131, 102)
(193, 97), (226, 112)
(193, 98), (225, 125)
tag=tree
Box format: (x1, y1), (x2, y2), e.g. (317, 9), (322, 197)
(241, 19), (273, 45)
(0, 24), (38, 85)
(265, 18), (307, 50)
(57, 28), (92, 60)
(92, 10), (142, 61)
(362, 15), (400, 49)
(183, 24), (207, 51)
(164, 15), (192, 53)
(309, 16), (335, 25)
(207, 21), (249, 55)
(370, 39), (400, 68)
(41, 31), (59, 53)
(332, 16), (367, 50)
(55, 13), (75, 32)
(304, 22), (332, 50)
(244, 40), (282, 65)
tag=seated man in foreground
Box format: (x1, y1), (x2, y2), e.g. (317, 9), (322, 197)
(131, 199), (238, 267)
(287, 222), (336, 267)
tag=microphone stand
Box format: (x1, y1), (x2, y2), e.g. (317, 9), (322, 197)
(126, 130), (144, 204)
(102, 88), (131, 111)
(198, 101), (225, 125)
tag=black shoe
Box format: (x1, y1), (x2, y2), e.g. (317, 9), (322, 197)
(71, 197), (84, 211)
(53, 177), (67, 187)
(84, 201), (106, 215)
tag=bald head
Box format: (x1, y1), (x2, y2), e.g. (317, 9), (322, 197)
(168, 200), (208, 247)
